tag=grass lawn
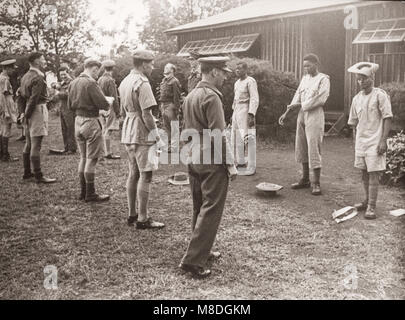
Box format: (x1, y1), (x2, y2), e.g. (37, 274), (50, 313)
(1, 112), (404, 300)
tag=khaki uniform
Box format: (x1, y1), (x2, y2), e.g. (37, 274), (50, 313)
(119, 69), (159, 172)
(231, 76), (259, 166)
(292, 73), (330, 169)
(0, 73), (18, 137)
(98, 73), (120, 132)
(20, 68), (49, 137)
(68, 73), (110, 159)
(348, 87), (393, 172)
(181, 81), (233, 268)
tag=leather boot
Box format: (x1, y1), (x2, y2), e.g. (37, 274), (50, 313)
(2, 137), (18, 162)
(32, 156), (56, 184)
(22, 153), (34, 179)
(85, 182), (110, 202)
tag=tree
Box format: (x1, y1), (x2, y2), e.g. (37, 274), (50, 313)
(140, 0), (255, 53)
(0, 0), (95, 76)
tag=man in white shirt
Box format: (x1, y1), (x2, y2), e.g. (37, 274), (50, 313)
(279, 53), (330, 195)
(231, 62), (259, 176)
(347, 62), (393, 220)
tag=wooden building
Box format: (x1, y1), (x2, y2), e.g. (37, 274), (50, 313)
(166, 0), (405, 134)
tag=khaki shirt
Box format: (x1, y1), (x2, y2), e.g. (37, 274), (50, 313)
(232, 76), (259, 115)
(348, 87), (393, 156)
(119, 69), (157, 145)
(98, 73), (120, 116)
(182, 81), (233, 165)
(20, 68), (48, 119)
(0, 73), (17, 122)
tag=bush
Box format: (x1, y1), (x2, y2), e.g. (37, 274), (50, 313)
(383, 131), (405, 187)
(112, 54), (299, 141)
(379, 82), (405, 131)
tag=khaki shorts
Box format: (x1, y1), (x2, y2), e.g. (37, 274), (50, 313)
(355, 154), (386, 172)
(75, 116), (104, 159)
(27, 104), (48, 137)
(125, 144), (158, 172)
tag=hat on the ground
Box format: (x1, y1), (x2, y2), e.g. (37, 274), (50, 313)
(102, 59), (116, 68)
(348, 62), (379, 77)
(0, 59), (16, 67)
(168, 172), (190, 186)
(84, 58), (101, 69)
(256, 182), (283, 195)
(198, 56), (232, 73)
(133, 49), (154, 62)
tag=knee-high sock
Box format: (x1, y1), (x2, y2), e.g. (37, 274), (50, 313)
(126, 172), (139, 218)
(313, 168), (321, 185)
(2, 136), (9, 157)
(137, 179), (151, 221)
(104, 137), (111, 156)
(31, 156), (42, 178)
(85, 172), (96, 195)
(23, 152), (31, 174)
(361, 170), (369, 204)
(302, 163), (310, 181)
(79, 172), (86, 197)
(368, 174), (379, 208)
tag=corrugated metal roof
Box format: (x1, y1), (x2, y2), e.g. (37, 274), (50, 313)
(166, 0), (378, 34)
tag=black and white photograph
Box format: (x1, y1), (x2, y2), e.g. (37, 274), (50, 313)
(0, 0), (404, 303)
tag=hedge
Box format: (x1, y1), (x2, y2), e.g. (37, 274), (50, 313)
(379, 82), (405, 131)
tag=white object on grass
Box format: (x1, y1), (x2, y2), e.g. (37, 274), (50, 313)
(390, 209), (405, 217)
(332, 206), (358, 223)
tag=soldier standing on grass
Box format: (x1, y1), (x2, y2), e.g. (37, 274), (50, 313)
(49, 66), (77, 155)
(19, 52), (56, 184)
(179, 56), (237, 278)
(98, 60), (121, 160)
(159, 63), (182, 153)
(67, 58), (110, 202)
(347, 62), (393, 220)
(119, 50), (165, 230)
(279, 53), (330, 196)
(0, 59), (19, 162)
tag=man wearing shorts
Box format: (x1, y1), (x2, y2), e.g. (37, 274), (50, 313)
(348, 62), (393, 220)
(68, 58), (111, 202)
(20, 52), (56, 183)
(119, 50), (165, 229)
(0, 59), (19, 162)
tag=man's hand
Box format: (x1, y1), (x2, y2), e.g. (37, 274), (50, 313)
(377, 139), (388, 155)
(248, 113), (255, 128)
(278, 111), (288, 126)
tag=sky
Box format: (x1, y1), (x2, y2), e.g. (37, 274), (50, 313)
(87, 0), (179, 56)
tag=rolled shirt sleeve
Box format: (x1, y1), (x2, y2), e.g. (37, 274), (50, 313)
(138, 81), (157, 110)
(347, 97), (358, 126)
(377, 90), (393, 119)
(247, 78), (259, 115)
(290, 80), (302, 105)
(301, 76), (330, 112)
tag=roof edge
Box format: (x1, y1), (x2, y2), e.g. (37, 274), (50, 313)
(165, 1), (385, 35)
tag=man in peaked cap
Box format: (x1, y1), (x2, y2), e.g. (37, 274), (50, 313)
(179, 56), (237, 278)
(347, 62), (393, 220)
(98, 59), (121, 160)
(20, 52), (56, 183)
(0, 59), (19, 162)
(119, 49), (165, 230)
(68, 57), (111, 202)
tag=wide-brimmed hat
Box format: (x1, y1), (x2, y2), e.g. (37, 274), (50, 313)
(348, 62), (379, 77)
(168, 172), (190, 186)
(256, 182), (283, 195)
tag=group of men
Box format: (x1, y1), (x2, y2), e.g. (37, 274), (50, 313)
(0, 47), (393, 278)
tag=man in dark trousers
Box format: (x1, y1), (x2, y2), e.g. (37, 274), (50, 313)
(68, 58), (111, 202)
(159, 63), (181, 153)
(20, 52), (56, 183)
(98, 59), (121, 159)
(49, 66), (77, 155)
(179, 56), (237, 278)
